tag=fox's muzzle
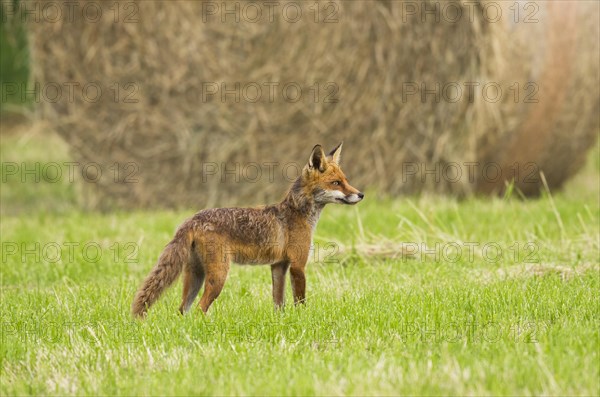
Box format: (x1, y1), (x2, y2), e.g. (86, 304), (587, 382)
(337, 192), (364, 205)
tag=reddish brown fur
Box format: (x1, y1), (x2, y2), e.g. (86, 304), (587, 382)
(131, 143), (363, 318)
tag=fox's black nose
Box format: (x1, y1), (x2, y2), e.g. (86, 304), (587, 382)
(358, 192), (364, 199)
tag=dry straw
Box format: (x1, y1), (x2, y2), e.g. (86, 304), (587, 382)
(26, 0), (599, 209)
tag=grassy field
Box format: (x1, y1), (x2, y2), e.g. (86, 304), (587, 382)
(1, 130), (599, 395)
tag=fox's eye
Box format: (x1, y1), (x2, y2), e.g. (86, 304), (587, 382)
(331, 181), (341, 186)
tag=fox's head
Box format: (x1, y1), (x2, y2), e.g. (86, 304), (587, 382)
(301, 143), (364, 205)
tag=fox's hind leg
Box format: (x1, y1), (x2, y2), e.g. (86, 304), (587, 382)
(179, 270), (203, 314)
(178, 253), (205, 314)
(198, 258), (230, 313)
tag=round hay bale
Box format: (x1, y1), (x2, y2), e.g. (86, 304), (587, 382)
(474, 1), (600, 195)
(23, 0), (598, 209)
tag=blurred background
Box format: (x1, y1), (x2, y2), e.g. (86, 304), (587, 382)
(1, 0), (598, 213)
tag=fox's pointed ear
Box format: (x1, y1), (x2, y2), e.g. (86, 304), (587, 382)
(328, 141), (343, 164)
(308, 144), (327, 172)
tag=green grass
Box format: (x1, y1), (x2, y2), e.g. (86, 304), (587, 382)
(1, 132), (599, 395)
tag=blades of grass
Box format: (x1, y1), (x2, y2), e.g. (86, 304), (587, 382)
(503, 179), (515, 200)
(540, 172), (565, 240)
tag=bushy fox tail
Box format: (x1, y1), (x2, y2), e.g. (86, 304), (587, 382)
(132, 228), (190, 318)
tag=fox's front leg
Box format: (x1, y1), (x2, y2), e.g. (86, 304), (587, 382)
(288, 245), (310, 305)
(271, 260), (290, 308)
(289, 263), (307, 305)
(290, 249), (308, 305)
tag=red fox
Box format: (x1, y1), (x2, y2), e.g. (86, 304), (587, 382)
(131, 143), (363, 317)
